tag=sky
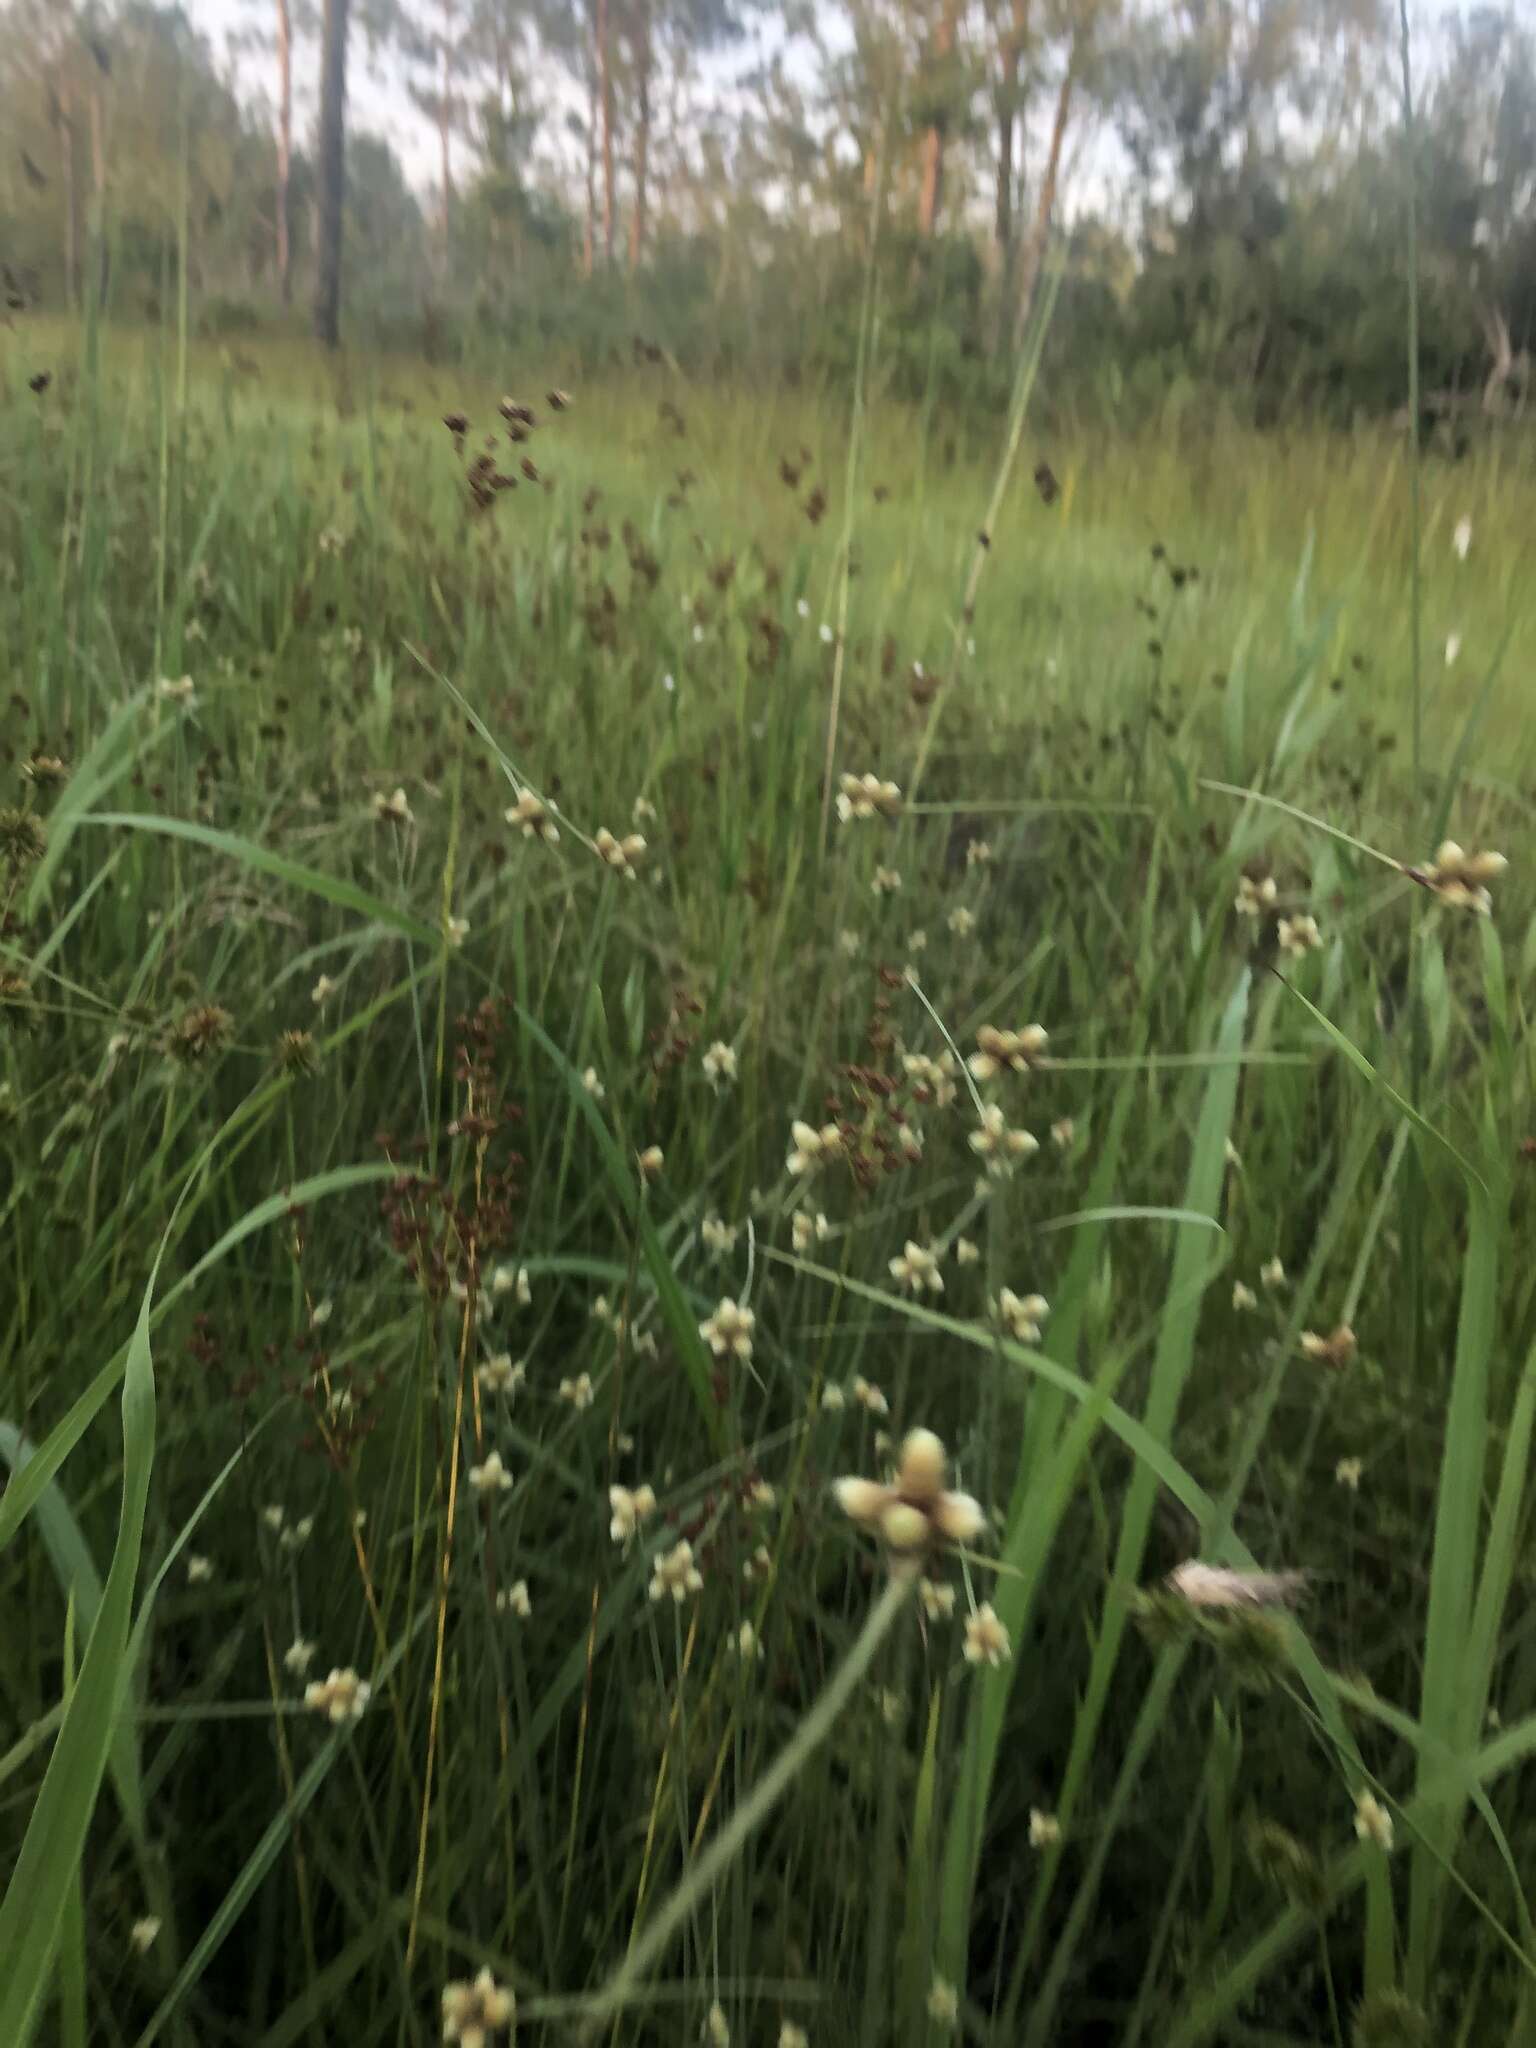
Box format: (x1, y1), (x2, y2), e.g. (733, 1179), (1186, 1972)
(194, 0), (443, 186)
(187, 0), (1457, 226)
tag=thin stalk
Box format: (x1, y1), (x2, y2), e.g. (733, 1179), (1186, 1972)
(818, 104), (889, 852)
(586, 1575), (912, 2032)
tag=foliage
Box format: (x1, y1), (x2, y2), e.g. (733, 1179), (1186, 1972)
(1, 295), (1534, 2041)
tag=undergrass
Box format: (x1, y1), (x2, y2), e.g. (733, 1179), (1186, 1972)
(2, 314), (1536, 2047)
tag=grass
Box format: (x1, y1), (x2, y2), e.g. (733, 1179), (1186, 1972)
(2, 305), (1536, 2048)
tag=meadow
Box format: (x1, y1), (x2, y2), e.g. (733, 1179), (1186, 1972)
(3, 310), (1536, 2048)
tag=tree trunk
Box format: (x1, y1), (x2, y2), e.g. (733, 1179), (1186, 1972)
(89, 79), (109, 306)
(438, 7), (454, 229)
(993, 74), (1015, 256)
(58, 80), (79, 313)
(917, 3), (958, 236)
(275, 0), (292, 303)
(628, 0), (651, 270)
(314, 0), (351, 348)
(583, 47), (597, 276)
(597, 0), (615, 263)
(1011, 51), (1074, 351)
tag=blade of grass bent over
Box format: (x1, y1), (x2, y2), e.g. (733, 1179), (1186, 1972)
(0, 1268), (157, 2045)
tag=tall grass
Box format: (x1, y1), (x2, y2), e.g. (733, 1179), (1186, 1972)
(1, 260), (1534, 2047)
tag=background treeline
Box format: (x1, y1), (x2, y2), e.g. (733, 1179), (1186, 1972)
(3, 0), (1534, 422)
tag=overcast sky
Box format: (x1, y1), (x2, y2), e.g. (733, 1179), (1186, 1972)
(187, 0), (1451, 220)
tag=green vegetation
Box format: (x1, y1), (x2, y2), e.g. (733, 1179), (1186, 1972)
(2, 294), (1535, 2046)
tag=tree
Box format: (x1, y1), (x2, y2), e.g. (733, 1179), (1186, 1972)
(315, 0), (351, 343)
(276, 0), (294, 299)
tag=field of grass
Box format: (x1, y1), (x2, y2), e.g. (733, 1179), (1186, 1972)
(3, 311), (1536, 2048)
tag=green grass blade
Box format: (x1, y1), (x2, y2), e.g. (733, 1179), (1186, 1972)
(79, 812), (441, 946)
(0, 1268), (157, 2046)
(1407, 1178), (1503, 1996)
(0, 1164), (400, 1555)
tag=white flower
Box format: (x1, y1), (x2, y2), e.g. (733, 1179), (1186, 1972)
(796, 598), (810, 619)
(187, 1554), (213, 1584)
(280, 1515), (315, 1554)
(372, 786), (412, 825)
(969, 1023), (1048, 1080)
(477, 1353), (525, 1396)
(1445, 632), (1462, 668)
(1232, 1282), (1257, 1312)
(311, 973), (339, 1006)
(835, 771), (902, 822)
(928, 1977), (959, 2026)
(837, 928), (861, 957)
(1235, 873), (1277, 918)
(497, 1579), (532, 1618)
(130, 1916), (162, 1954)
(1421, 840), (1507, 915)
(993, 1289), (1049, 1343)
(468, 1451), (513, 1495)
(872, 865), (902, 896)
(889, 1239), (944, 1294)
(700, 1297), (756, 1361)
(969, 1104), (1039, 1176)
(633, 796), (658, 826)
(955, 1237), (979, 1266)
(1028, 1808), (1062, 1848)
(743, 1542), (771, 1581)
(1301, 1324), (1358, 1370)
(1260, 1256), (1286, 1290)
(835, 1428), (986, 1556)
(963, 1601), (1012, 1667)
(819, 622), (834, 645)
(262, 1503), (287, 1534)
(595, 827), (647, 878)
(704, 2001), (731, 2047)
(851, 1376), (888, 1416)
(581, 1065), (605, 1100)
(820, 1381), (846, 1412)
(304, 1667), (370, 1722)
(609, 1483), (658, 1544)
(442, 1965), (516, 2043)
(787, 1118), (844, 1176)
(637, 1144), (664, 1180)
(310, 1297), (333, 1328)
(1453, 514), (1472, 560)
(558, 1373), (595, 1410)
(1166, 1561), (1307, 1608)
(702, 1040), (738, 1088)
(919, 1577), (956, 1620)
(446, 915), (470, 948)
(505, 789), (559, 844)
(734, 1620), (764, 1660)
(948, 905), (977, 937)
(649, 1538), (704, 1603)
(156, 673), (196, 704)
(1277, 914), (1321, 959)
(778, 2024), (809, 2048)
(662, 671), (676, 692)
(965, 838), (993, 867)
(701, 1213), (738, 1256)
(450, 1276), (489, 1318)
(1335, 1456), (1363, 1491)
(1051, 1117), (1075, 1151)
(1354, 1790), (1394, 1852)
(284, 1636), (318, 1677)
